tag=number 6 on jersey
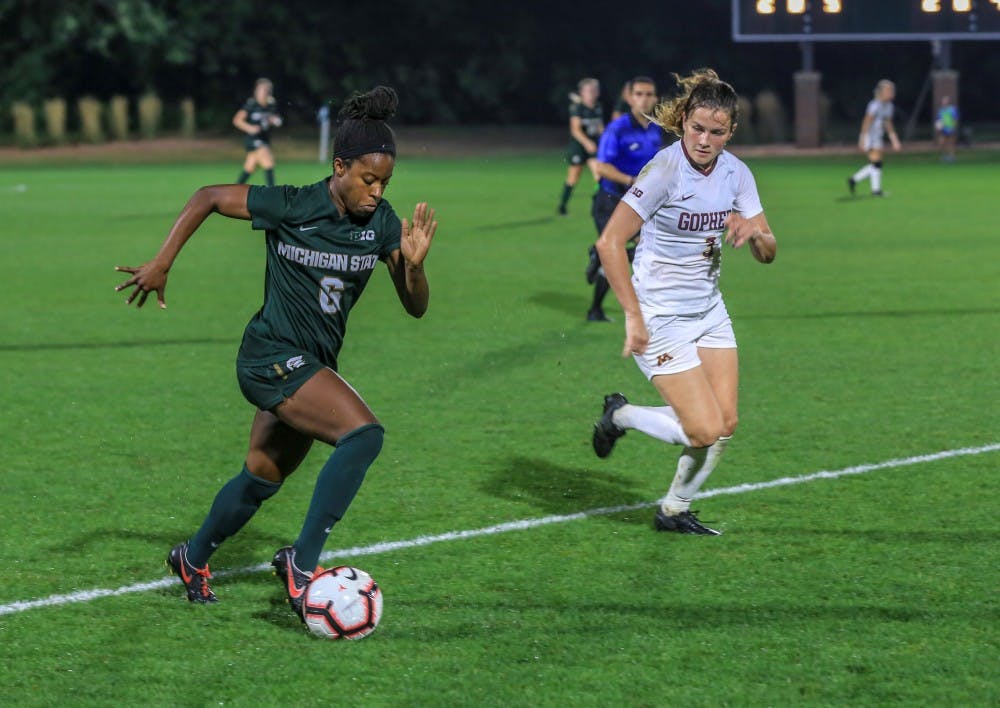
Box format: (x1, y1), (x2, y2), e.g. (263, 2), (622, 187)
(319, 276), (345, 314)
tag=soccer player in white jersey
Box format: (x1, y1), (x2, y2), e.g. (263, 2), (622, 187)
(847, 79), (901, 197)
(591, 68), (777, 535)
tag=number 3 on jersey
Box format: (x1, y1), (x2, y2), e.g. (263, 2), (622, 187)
(319, 276), (345, 314)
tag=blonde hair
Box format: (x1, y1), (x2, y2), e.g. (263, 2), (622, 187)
(651, 68), (739, 137)
(875, 79), (894, 97)
(577, 77), (599, 91)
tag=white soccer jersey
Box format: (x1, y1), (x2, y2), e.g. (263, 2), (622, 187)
(621, 141), (764, 315)
(865, 98), (894, 143)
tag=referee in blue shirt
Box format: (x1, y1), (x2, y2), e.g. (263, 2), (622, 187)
(586, 76), (665, 322)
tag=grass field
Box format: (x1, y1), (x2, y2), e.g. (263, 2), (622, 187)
(0, 145), (997, 706)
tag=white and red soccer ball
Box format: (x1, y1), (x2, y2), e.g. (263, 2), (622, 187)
(303, 566), (382, 640)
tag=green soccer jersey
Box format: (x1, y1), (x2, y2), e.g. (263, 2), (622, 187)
(239, 178), (402, 369)
(241, 97), (278, 140)
(569, 102), (604, 141)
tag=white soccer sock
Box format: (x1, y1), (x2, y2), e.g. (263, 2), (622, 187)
(682, 435), (731, 498)
(661, 436), (732, 514)
(613, 404), (690, 446)
(871, 166), (882, 192)
(852, 164), (873, 183)
(661, 446), (709, 514)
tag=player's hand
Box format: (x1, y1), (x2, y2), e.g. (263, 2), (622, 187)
(723, 212), (758, 248)
(622, 313), (649, 358)
(400, 202), (438, 269)
(114, 260), (169, 309)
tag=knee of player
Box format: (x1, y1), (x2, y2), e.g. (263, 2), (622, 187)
(685, 427), (722, 449)
(245, 451), (287, 482)
(337, 422), (385, 459)
(721, 413), (738, 439)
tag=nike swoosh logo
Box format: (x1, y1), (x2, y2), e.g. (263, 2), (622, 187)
(298, 225), (318, 232)
(681, 192), (696, 200)
(286, 566), (307, 599)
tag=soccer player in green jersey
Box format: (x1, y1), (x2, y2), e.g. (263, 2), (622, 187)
(557, 78), (604, 215)
(233, 78), (283, 186)
(116, 86), (438, 619)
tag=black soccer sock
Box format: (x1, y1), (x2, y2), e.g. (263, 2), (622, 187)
(187, 465), (282, 567)
(236, 170), (251, 184)
(293, 424), (384, 573)
(265, 169), (275, 187)
(559, 183), (573, 210)
(591, 275), (610, 312)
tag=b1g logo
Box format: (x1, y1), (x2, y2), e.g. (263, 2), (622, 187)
(352, 229), (376, 241)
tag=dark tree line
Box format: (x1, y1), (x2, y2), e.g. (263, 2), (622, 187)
(2, 0), (997, 130)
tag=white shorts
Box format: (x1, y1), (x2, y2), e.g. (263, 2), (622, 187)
(862, 133), (885, 152)
(633, 298), (736, 379)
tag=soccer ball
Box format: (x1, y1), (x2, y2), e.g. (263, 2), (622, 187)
(303, 566), (383, 640)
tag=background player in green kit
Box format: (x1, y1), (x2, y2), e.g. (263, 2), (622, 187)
(115, 86), (438, 620)
(233, 78), (283, 186)
(557, 77), (604, 215)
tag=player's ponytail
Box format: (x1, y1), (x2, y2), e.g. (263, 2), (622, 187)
(651, 68), (739, 137)
(333, 86), (398, 162)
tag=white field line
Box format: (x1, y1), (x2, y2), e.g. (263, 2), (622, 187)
(2, 443), (997, 617)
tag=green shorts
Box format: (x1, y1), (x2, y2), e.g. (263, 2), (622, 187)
(245, 134), (271, 152)
(566, 140), (594, 166)
(236, 352), (326, 411)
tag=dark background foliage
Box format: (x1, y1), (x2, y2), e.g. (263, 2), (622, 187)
(1, 0), (996, 130)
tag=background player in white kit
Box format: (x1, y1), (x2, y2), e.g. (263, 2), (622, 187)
(847, 79), (901, 197)
(591, 68), (777, 535)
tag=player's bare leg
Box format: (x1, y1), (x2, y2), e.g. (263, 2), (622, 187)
(273, 368), (379, 445)
(256, 146), (276, 186)
(271, 369), (385, 618)
(648, 362), (733, 534)
(246, 410), (314, 482)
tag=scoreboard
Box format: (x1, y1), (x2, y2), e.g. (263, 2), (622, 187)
(733, 0), (1000, 41)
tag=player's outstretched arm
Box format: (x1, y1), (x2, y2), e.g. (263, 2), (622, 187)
(387, 202), (438, 318)
(115, 185), (251, 309)
(724, 211), (776, 264)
